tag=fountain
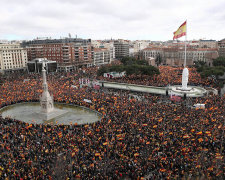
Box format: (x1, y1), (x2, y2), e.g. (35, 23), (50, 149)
(37, 61), (67, 121)
(0, 60), (101, 125)
(169, 67), (206, 97)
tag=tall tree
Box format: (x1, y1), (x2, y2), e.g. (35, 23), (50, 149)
(155, 54), (162, 66)
(213, 57), (225, 67)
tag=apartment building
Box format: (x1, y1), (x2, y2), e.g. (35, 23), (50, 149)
(74, 44), (94, 67)
(114, 40), (129, 59)
(132, 40), (150, 53)
(22, 38), (93, 71)
(102, 42), (115, 60)
(0, 44), (27, 73)
(92, 40), (115, 60)
(129, 41), (150, 57)
(93, 48), (111, 66)
(26, 43), (70, 64)
(218, 38), (225, 57)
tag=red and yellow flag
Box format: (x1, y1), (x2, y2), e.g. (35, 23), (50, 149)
(71, 152), (76, 157)
(58, 132), (62, 138)
(26, 124), (32, 129)
(183, 134), (190, 139)
(173, 21), (186, 40)
(159, 168), (166, 172)
(196, 131), (203, 135)
(215, 153), (223, 160)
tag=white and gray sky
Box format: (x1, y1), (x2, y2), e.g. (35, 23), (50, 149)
(0, 0), (225, 41)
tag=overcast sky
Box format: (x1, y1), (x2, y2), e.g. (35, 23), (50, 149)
(1, 0), (225, 41)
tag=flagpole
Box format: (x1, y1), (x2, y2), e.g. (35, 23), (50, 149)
(184, 20), (187, 67)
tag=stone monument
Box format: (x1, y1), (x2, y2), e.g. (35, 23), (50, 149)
(181, 67), (189, 90)
(40, 61), (54, 113)
(169, 67), (206, 97)
(175, 67), (191, 91)
(38, 60), (67, 121)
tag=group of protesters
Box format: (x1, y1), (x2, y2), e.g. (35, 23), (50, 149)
(99, 66), (218, 88)
(0, 66), (224, 179)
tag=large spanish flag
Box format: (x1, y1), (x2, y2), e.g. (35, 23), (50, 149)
(173, 21), (186, 40)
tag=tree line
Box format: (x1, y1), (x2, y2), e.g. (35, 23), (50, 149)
(194, 57), (225, 78)
(97, 57), (160, 76)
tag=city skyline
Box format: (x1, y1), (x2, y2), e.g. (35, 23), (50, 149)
(1, 0), (225, 41)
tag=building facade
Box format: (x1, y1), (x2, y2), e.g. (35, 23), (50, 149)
(74, 44), (94, 67)
(93, 48), (111, 66)
(114, 40), (129, 59)
(92, 40), (115, 60)
(142, 47), (218, 66)
(134, 41), (150, 52)
(142, 47), (163, 60)
(218, 39), (225, 57)
(22, 38), (93, 71)
(0, 44), (27, 73)
(199, 40), (218, 49)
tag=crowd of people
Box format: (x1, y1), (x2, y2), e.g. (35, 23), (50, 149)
(0, 66), (224, 179)
(99, 66), (218, 88)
